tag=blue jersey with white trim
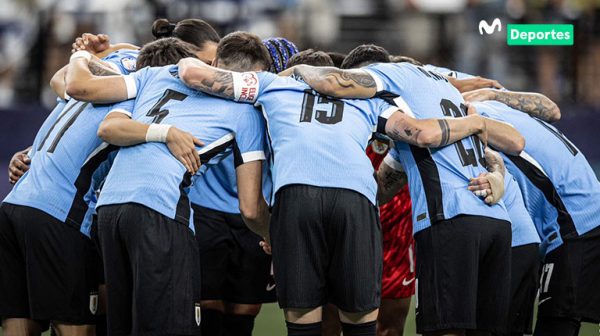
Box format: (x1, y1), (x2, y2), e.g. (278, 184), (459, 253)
(3, 51), (137, 235)
(96, 65), (266, 228)
(189, 147), (273, 214)
(366, 62), (509, 233)
(474, 100), (600, 255)
(241, 71), (394, 205)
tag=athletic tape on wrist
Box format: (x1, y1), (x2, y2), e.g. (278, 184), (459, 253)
(145, 124), (172, 143)
(70, 50), (92, 62)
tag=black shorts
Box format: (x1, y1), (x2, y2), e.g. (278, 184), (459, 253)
(508, 243), (541, 335)
(97, 203), (201, 336)
(270, 184), (382, 313)
(0, 203), (99, 324)
(537, 225), (600, 323)
(192, 204), (276, 304)
(414, 215), (511, 334)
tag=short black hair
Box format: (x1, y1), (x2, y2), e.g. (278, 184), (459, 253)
(286, 49), (334, 68)
(341, 44), (390, 69)
(389, 55), (423, 66)
(216, 31), (271, 72)
(152, 18), (220, 48)
(136, 37), (199, 69)
(326, 51), (346, 68)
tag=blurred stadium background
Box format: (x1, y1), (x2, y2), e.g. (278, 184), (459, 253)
(0, 0), (599, 334)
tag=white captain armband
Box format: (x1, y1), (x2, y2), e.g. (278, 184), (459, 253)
(232, 72), (259, 103)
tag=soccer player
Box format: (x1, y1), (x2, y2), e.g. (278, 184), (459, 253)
(0, 46), (142, 336)
(286, 45), (527, 335)
(63, 36), (270, 335)
(188, 36), (297, 336)
(176, 32), (507, 336)
(461, 88), (600, 336)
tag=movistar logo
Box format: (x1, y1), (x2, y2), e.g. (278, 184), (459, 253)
(479, 18), (502, 35)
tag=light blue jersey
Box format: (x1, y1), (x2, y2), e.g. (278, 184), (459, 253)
(503, 170), (540, 247)
(189, 149), (273, 214)
(232, 71), (396, 205)
(4, 51), (137, 235)
(28, 98), (68, 159)
(365, 62), (510, 233)
(103, 49), (139, 75)
(96, 65), (266, 229)
(475, 100), (600, 255)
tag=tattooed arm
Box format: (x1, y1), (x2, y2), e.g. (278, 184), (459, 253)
(65, 53), (130, 103)
(377, 160), (408, 205)
(285, 65), (377, 99)
(463, 88), (561, 122)
(178, 57), (238, 100)
(51, 58), (120, 99)
(384, 109), (487, 148)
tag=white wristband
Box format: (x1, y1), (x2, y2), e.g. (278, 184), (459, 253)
(70, 50), (92, 62)
(145, 124), (172, 143)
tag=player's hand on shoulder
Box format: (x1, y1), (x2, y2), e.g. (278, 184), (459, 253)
(451, 76), (503, 93)
(165, 127), (205, 175)
(72, 33), (110, 55)
(8, 148), (31, 184)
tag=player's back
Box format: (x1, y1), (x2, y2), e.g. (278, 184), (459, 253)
(98, 65), (265, 226)
(4, 98), (118, 228)
(475, 100), (600, 253)
(366, 62), (509, 232)
(254, 72), (393, 205)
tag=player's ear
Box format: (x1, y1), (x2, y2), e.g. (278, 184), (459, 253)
(212, 58), (218, 68)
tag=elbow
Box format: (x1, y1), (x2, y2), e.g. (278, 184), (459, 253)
(65, 82), (87, 101)
(239, 202), (259, 223)
(548, 104), (561, 122)
(503, 135), (525, 156)
(96, 121), (115, 143)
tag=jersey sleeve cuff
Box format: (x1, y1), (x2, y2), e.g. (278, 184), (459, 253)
(106, 108), (132, 118)
(363, 69), (384, 92)
(383, 153), (404, 172)
(391, 96), (415, 117)
(122, 75), (137, 99)
(240, 150), (266, 163)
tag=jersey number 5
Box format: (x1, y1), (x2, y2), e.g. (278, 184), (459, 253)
(146, 89), (188, 124)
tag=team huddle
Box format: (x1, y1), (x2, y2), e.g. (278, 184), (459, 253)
(1, 17), (600, 336)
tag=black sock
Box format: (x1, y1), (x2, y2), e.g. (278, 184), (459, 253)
(201, 309), (224, 336)
(341, 321), (376, 336)
(223, 314), (256, 336)
(286, 321), (322, 336)
(533, 317), (580, 336)
(96, 314), (107, 336)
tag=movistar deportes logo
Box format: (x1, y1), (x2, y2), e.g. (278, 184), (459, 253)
(479, 18), (502, 35)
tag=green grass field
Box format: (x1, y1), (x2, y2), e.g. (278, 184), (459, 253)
(253, 301), (600, 335)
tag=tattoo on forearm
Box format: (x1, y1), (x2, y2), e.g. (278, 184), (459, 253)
(191, 71), (235, 100)
(438, 119), (450, 146)
(88, 60), (119, 76)
(295, 67), (376, 89)
(387, 116), (422, 144)
(494, 91), (558, 121)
